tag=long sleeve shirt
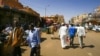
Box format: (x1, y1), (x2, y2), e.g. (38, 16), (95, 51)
(26, 29), (40, 48)
(77, 26), (86, 37)
(59, 26), (68, 36)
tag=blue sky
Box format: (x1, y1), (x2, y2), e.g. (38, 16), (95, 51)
(19, 0), (100, 23)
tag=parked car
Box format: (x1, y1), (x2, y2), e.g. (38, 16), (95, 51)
(92, 25), (100, 32)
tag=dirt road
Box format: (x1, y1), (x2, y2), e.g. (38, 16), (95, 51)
(22, 31), (100, 56)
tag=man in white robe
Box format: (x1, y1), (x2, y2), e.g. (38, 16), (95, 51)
(77, 24), (86, 48)
(59, 23), (68, 49)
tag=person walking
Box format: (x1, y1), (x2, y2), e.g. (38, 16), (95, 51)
(7, 20), (24, 56)
(77, 24), (86, 48)
(59, 23), (68, 49)
(85, 23), (88, 32)
(68, 24), (77, 47)
(26, 24), (40, 56)
(49, 24), (55, 39)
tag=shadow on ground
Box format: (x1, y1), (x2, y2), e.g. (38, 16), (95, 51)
(41, 37), (47, 43)
(51, 37), (60, 40)
(62, 43), (95, 49)
(21, 47), (27, 53)
(83, 45), (95, 48)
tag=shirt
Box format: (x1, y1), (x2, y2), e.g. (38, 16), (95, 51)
(26, 29), (40, 48)
(77, 26), (86, 37)
(59, 26), (68, 35)
(68, 26), (77, 37)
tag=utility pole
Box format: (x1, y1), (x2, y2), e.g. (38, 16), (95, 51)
(45, 5), (50, 19)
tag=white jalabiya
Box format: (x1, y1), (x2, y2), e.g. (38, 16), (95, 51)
(59, 26), (68, 48)
(77, 26), (85, 37)
(77, 26), (86, 47)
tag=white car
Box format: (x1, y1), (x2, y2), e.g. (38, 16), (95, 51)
(92, 26), (100, 32)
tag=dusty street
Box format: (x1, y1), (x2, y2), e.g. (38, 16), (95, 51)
(22, 31), (100, 56)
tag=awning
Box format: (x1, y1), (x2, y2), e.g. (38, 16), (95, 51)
(19, 6), (39, 16)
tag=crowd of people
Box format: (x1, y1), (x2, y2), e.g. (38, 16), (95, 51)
(0, 20), (90, 56)
(46, 22), (86, 49)
(58, 23), (86, 49)
(0, 19), (41, 56)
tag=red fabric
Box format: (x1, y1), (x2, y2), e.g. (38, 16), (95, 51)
(66, 37), (70, 42)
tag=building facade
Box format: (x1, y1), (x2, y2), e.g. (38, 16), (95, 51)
(85, 6), (100, 25)
(0, 0), (40, 27)
(51, 14), (65, 24)
(0, 0), (23, 9)
(71, 14), (88, 25)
